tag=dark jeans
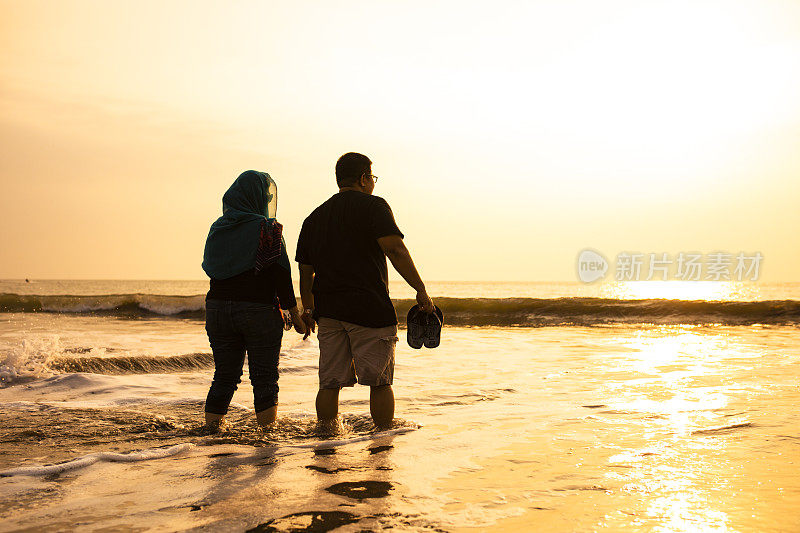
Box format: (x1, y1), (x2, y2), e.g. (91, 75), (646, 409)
(204, 299), (284, 415)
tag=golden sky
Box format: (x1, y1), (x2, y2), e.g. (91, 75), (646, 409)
(2, 0), (799, 281)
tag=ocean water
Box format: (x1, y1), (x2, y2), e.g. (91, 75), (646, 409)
(0, 280), (798, 531)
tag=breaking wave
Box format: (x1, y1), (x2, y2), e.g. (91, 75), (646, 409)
(0, 293), (205, 317)
(2, 293), (800, 326)
(48, 353), (215, 374)
(396, 297), (800, 327)
(0, 342), (216, 384)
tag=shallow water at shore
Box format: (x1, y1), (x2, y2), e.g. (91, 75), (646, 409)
(1, 314), (799, 531)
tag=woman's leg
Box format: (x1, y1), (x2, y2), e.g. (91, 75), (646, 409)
(204, 300), (247, 426)
(234, 302), (283, 428)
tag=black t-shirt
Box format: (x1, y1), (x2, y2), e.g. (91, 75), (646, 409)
(295, 190), (403, 328)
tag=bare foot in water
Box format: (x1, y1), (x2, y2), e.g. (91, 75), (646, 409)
(256, 406), (278, 428)
(315, 416), (344, 436)
(204, 412), (225, 432)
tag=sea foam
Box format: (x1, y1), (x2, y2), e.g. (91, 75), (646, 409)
(0, 443), (195, 477)
(0, 426), (418, 477)
(0, 336), (61, 386)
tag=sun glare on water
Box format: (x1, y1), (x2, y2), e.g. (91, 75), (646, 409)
(601, 281), (760, 301)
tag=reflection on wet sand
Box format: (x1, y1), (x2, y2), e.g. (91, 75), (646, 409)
(457, 326), (800, 531)
(247, 511), (360, 532)
(179, 427), (407, 531)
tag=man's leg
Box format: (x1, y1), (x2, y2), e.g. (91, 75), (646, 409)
(316, 388), (340, 421)
(316, 318), (356, 426)
(346, 321), (398, 429)
(370, 384), (394, 429)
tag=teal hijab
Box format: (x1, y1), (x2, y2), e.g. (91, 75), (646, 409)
(202, 170), (291, 279)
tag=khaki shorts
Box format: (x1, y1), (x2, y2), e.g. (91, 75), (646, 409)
(317, 317), (399, 389)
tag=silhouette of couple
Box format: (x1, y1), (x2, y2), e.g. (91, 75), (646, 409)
(201, 152), (434, 430)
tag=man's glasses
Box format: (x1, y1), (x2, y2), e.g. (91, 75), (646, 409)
(366, 174), (379, 183)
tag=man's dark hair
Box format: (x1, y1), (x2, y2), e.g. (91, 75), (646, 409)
(335, 152), (372, 187)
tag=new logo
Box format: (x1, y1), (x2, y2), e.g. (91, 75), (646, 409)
(577, 249), (609, 283)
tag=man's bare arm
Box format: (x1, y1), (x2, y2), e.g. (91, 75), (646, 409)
(298, 263), (316, 339)
(377, 235), (434, 312)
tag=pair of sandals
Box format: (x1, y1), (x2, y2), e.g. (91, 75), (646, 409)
(406, 305), (443, 349)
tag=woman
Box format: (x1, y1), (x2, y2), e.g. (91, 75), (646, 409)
(201, 170), (306, 428)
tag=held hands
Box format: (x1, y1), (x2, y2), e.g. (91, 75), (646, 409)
(285, 307), (315, 339)
(300, 309), (316, 340)
(286, 307), (308, 337)
(416, 289), (435, 314)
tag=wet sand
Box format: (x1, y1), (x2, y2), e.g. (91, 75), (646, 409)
(1, 323), (799, 531)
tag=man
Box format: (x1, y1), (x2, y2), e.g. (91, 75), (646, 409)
(295, 152), (434, 429)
